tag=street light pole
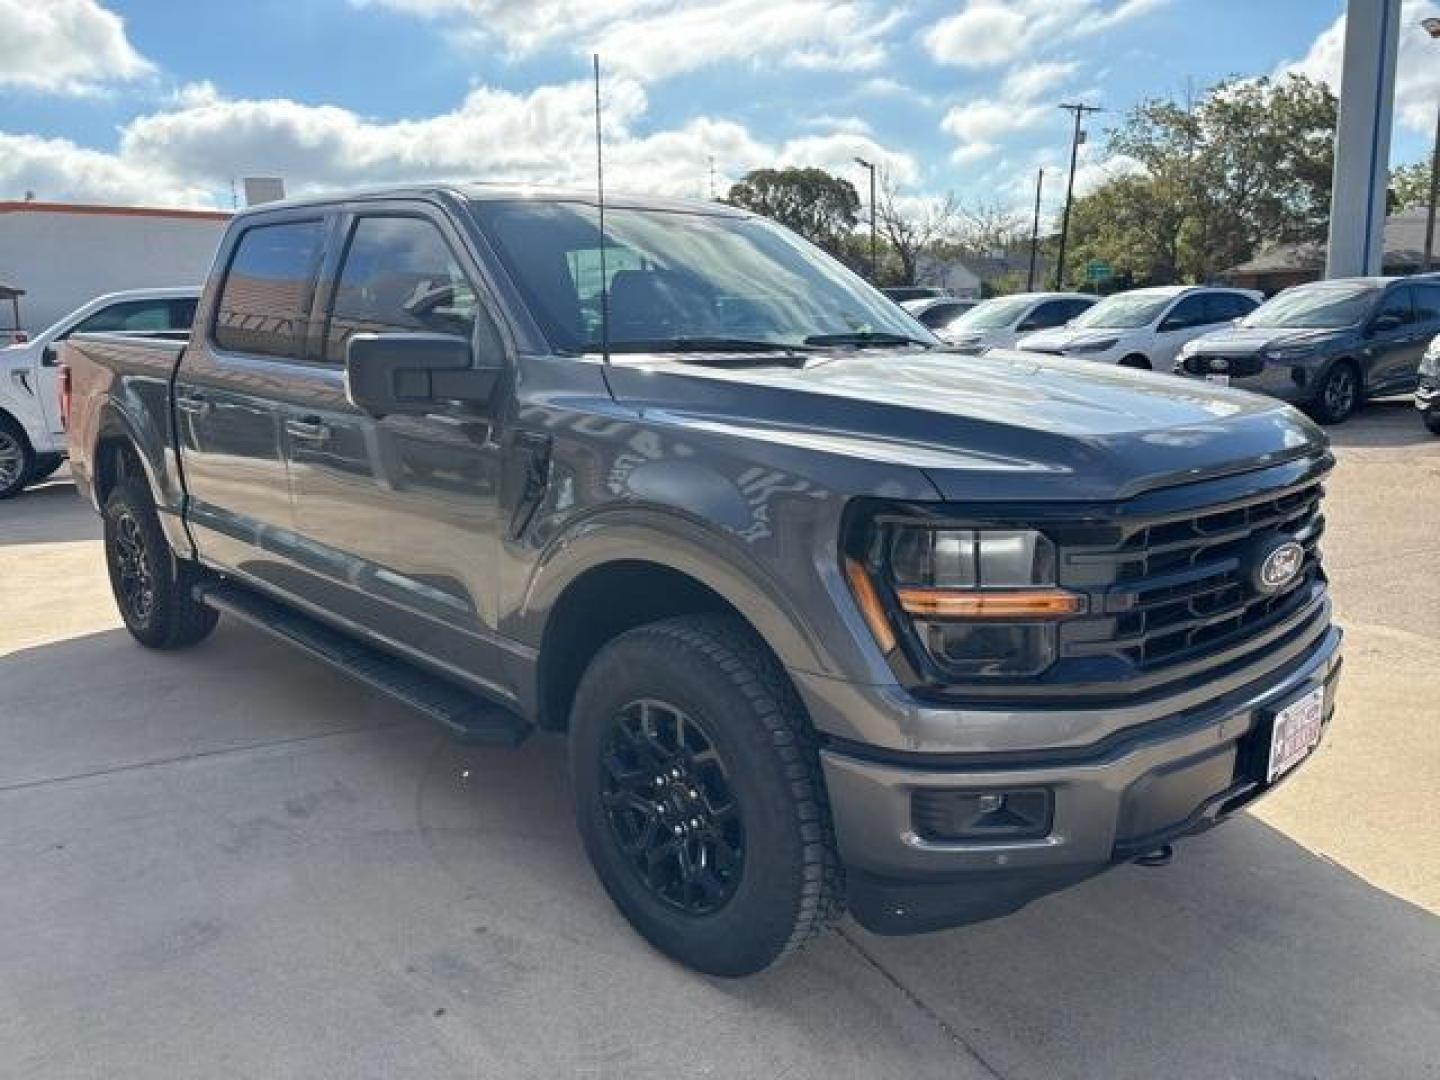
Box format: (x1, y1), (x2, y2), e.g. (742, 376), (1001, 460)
(1423, 18), (1440, 271)
(1027, 167), (1044, 291)
(1055, 102), (1102, 290)
(855, 156), (877, 281)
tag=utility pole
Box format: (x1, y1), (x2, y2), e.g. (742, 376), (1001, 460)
(854, 157), (878, 281)
(1027, 167), (1044, 291)
(1055, 102), (1102, 290)
(1422, 18), (1440, 271)
(708, 155), (717, 200)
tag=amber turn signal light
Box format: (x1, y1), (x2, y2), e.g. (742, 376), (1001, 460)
(896, 588), (1084, 619)
(845, 558), (897, 653)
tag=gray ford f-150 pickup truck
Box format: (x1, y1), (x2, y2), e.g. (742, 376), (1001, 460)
(63, 185), (1342, 976)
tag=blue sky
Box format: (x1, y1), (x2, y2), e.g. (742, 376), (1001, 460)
(1, 0), (1437, 220)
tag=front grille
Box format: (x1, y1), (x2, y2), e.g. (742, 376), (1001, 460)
(1057, 478), (1326, 679)
(1181, 353), (1265, 377)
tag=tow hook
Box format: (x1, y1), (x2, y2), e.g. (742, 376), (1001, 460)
(1134, 843), (1174, 868)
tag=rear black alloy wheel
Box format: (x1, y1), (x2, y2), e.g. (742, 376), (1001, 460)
(0, 422), (33, 499)
(113, 510), (156, 627)
(103, 475), (218, 649)
(601, 699), (745, 916)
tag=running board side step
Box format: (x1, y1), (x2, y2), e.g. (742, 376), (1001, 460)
(195, 580), (531, 746)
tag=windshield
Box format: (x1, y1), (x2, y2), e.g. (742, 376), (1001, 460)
(1241, 283), (1378, 329)
(1070, 293), (1173, 329)
(469, 200), (935, 353)
(947, 296), (1034, 332)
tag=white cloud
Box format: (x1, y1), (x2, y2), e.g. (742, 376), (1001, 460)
(0, 0), (153, 95)
(354, 0), (898, 82)
(1284, 0), (1440, 138)
(924, 0), (1167, 70)
(0, 131), (210, 205)
(1, 79), (918, 207)
(941, 99), (1051, 166)
(1002, 60), (1081, 103)
(951, 142), (998, 166)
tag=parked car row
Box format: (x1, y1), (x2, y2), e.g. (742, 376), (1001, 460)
(926, 276), (1440, 429)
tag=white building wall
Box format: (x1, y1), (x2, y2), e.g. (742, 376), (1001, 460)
(0, 206), (229, 335)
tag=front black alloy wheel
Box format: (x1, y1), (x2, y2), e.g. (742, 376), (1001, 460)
(570, 614), (844, 976)
(1310, 361), (1360, 424)
(600, 699), (745, 916)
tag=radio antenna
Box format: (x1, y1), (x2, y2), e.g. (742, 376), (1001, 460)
(593, 53), (611, 368)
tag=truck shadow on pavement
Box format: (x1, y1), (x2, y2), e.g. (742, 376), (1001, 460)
(3, 622), (1438, 1079)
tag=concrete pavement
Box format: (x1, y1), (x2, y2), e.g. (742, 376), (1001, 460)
(1, 403), (1437, 1079)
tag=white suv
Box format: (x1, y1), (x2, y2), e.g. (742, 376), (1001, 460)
(0, 287), (198, 498)
(937, 292), (1096, 354)
(1014, 285), (1262, 370)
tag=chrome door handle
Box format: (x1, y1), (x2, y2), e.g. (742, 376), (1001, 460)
(175, 394), (212, 416)
(285, 417), (331, 441)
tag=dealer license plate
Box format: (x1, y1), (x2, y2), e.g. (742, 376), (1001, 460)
(1205, 374), (1230, 386)
(1267, 686), (1325, 782)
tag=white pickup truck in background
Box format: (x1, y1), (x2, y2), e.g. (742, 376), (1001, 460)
(0, 287), (199, 498)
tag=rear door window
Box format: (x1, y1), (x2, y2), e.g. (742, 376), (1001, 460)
(71, 298), (183, 335)
(325, 215), (479, 364)
(1412, 284), (1440, 325)
(1027, 300), (1081, 330)
(1373, 287), (1415, 329)
(1161, 294), (1208, 331)
(213, 219), (325, 358)
(1206, 293), (1255, 323)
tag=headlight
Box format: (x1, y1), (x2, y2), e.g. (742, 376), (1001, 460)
(1264, 344), (1317, 361)
(1063, 338), (1119, 354)
(846, 522), (1085, 679)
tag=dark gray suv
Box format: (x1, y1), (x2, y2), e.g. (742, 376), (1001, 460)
(1176, 276), (1440, 424)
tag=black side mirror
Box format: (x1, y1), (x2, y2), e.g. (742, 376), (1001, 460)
(41, 345), (59, 367)
(1016, 317), (1040, 332)
(345, 332), (498, 418)
(1368, 313), (1403, 335)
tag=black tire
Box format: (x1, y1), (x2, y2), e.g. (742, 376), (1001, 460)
(103, 476), (218, 649)
(1308, 360), (1361, 425)
(0, 414), (34, 499)
(1119, 353), (1151, 370)
(1424, 409), (1440, 437)
(31, 453), (64, 483)
(569, 614), (843, 976)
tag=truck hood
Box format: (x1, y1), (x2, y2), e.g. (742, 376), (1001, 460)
(1183, 326), (1354, 355)
(603, 347), (1326, 502)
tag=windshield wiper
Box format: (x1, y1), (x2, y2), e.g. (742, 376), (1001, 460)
(803, 331), (933, 348)
(604, 337), (818, 354)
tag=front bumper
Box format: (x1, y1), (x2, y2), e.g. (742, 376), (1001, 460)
(812, 624), (1343, 935)
(1178, 357), (1314, 403)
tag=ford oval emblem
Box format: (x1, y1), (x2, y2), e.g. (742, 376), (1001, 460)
(1251, 538), (1305, 595)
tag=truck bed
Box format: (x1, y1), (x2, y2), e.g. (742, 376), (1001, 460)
(61, 331), (187, 519)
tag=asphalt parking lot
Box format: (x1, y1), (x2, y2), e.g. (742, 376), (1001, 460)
(2, 401), (1438, 1080)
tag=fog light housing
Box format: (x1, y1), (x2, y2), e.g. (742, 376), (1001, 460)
(912, 788), (1054, 841)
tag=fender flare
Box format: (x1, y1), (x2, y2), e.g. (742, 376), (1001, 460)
(515, 504), (839, 678)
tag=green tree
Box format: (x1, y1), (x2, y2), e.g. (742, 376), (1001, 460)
(1064, 74), (1338, 287)
(1391, 153), (1437, 210)
(724, 167), (860, 257)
